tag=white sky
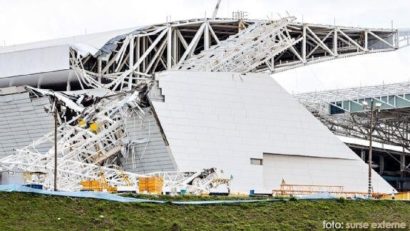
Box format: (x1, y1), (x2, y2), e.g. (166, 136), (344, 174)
(1, 0), (409, 46)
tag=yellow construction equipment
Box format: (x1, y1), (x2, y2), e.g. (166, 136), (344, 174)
(138, 176), (163, 194)
(78, 118), (87, 128)
(89, 121), (99, 133)
(380, 192), (410, 200)
(77, 118), (99, 133)
(119, 171), (132, 187)
(80, 172), (117, 193)
(273, 179), (344, 196)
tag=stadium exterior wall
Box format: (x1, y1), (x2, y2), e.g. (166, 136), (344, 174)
(149, 71), (394, 193)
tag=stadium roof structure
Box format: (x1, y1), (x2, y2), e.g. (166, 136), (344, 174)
(0, 17), (399, 90)
(297, 81), (410, 114)
(295, 80), (410, 160)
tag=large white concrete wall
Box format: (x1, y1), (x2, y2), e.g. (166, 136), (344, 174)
(151, 71), (394, 193)
(263, 154), (393, 194)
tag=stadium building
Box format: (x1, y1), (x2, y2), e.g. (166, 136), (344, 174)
(0, 16), (407, 194)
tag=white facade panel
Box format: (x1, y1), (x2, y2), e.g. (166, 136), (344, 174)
(0, 45), (70, 78)
(0, 92), (53, 158)
(151, 71), (393, 193)
(263, 154), (393, 194)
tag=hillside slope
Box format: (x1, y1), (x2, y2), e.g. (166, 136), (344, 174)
(0, 193), (410, 230)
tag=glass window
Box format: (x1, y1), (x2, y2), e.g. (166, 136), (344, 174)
(250, 158), (263, 165)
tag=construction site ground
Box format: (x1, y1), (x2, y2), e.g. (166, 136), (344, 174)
(1, 192), (410, 230)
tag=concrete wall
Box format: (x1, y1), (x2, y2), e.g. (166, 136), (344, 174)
(263, 153), (392, 193)
(0, 91), (53, 158)
(122, 108), (176, 173)
(151, 71), (394, 193)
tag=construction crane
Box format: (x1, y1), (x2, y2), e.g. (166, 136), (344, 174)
(212, 0), (222, 19)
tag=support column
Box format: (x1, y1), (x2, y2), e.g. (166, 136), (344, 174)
(142, 37), (146, 72)
(364, 30), (369, 51)
(136, 37), (140, 74)
(204, 22), (210, 50)
(379, 156), (384, 174)
(66, 74), (72, 91)
(97, 58), (102, 83)
(167, 26), (173, 70)
(129, 37), (134, 90)
(333, 28), (338, 56)
(173, 30), (178, 65)
(271, 58), (275, 72)
(400, 154), (406, 176)
(361, 150), (366, 160)
(302, 25), (306, 63)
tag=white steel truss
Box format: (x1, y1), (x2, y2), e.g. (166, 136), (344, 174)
(178, 17), (300, 72)
(0, 86), (231, 192)
(148, 168), (231, 195)
(66, 17), (398, 91)
(0, 87), (146, 191)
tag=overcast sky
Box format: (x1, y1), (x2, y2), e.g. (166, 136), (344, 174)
(1, 0), (409, 46)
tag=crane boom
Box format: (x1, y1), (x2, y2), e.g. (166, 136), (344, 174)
(212, 0), (222, 19)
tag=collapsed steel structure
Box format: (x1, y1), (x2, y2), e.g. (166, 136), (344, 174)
(68, 17), (398, 91)
(0, 84), (230, 193)
(0, 16), (402, 192)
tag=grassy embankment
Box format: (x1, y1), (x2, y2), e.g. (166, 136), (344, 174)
(0, 192), (409, 230)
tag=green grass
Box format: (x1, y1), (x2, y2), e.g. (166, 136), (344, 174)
(0, 192), (410, 231)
